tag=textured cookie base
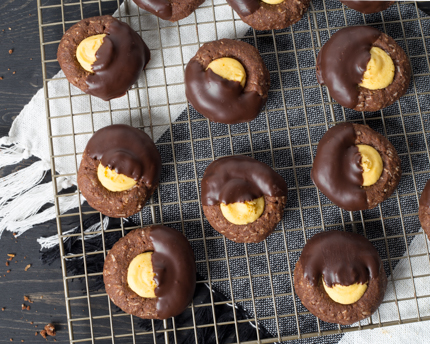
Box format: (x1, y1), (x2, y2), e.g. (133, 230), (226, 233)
(234, 0), (311, 31)
(203, 196), (287, 243)
(189, 38), (270, 100)
(353, 123), (402, 209)
(294, 259), (387, 325)
(418, 205), (430, 240)
(103, 228), (159, 318)
(77, 150), (158, 218)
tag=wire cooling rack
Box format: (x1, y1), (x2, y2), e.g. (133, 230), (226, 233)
(37, 0), (430, 342)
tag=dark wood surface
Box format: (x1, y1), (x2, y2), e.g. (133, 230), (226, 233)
(0, 1), (116, 343)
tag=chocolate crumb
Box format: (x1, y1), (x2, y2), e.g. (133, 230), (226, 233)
(24, 264), (31, 271)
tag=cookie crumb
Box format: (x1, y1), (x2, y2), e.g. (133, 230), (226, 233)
(34, 332), (38, 336)
(9, 49), (12, 54)
(0, 76), (3, 80)
(5, 262), (9, 266)
(45, 323), (56, 336)
(7, 269), (10, 273)
(24, 296), (33, 303)
(12, 71), (15, 75)
(1, 307), (5, 311)
(24, 264), (31, 271)
(40, 330), (47, 339)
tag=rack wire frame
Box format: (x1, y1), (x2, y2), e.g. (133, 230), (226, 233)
(36, 0), (430, 342)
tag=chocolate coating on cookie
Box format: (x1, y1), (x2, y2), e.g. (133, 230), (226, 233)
(201, 155), (288, 206)
(77, 124), (161, 218)
(132, 0), (204, 22)
(311, 123), (366, 211)
(150, 226), (197, 318)
(340, 1), (394, 14)
(316, 26), (380, 109)
(185, 39), (270, 124)
(86, 124), (160, 183)
(226, 0), (310, 31)
(57, 16), (150, 101)
(103, 226), (196, 319)
(311, 123), (401, 211)
(301, 231), (381, 287)
(316, 26), (411, 112)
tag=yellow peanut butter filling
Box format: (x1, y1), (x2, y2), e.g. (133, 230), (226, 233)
(97, 163), (137, 192)
(207, 57), (247, 88)
(322, 279), (368, 305)
(220, 196), (265, 225)
(127, 252), (157, 298)
(357, 144), (383, 187)
(76, 34), (107, 72)
(261, 0), (284, 4)
(359, 47), (395, 90)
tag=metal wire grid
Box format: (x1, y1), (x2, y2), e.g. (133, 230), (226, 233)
(36, 0), (430, 342)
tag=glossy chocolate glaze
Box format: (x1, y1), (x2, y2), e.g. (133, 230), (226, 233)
(150, 225), (196, 319)
(133, 0), (172, 20)
(419, 179), (430, 208)
(201, 155), (288, 206)
(185, 60), (264, 124)
(225, 0), (260, 17)
(87, 19), (150, 101)
(301, 231), (381, 287)
(86, 124), (161, 185)
(316, 26), (381, 109)
(311, 123), (367, 211)
(340, 0), (392, 14)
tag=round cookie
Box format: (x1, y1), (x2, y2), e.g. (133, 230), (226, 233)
(294, 230), (387, 325)
(77, 124), (161, 218)
(185, 39), (270, 124)
(311, 122), (401, 211)
(418, 179), (430, 240)
(132, 0), (204, 22)
(316, 26), (411, 112)
(226, 0), (310, 31)
(103, 225), (196, 319)
(340, 1), (394, 14)
(201, 155), (288, 243)
(57, 15), (150, 101)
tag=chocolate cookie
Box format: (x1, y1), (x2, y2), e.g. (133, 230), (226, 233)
(57, 15), (150, 101)
(294, 231), (387, 325)
(103, 225), (196, 319)
(201, 156), (288, 243)
(316, 26), (411, 112)
(185, 39), (270, 124)
(77, 124), (161, 218)
(418, 179), (430, 240)
(340, 0), (394, 14)
(311, 122), (401, 211)
(226, 0), (310, 31)
(133, 0), (204, 22)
